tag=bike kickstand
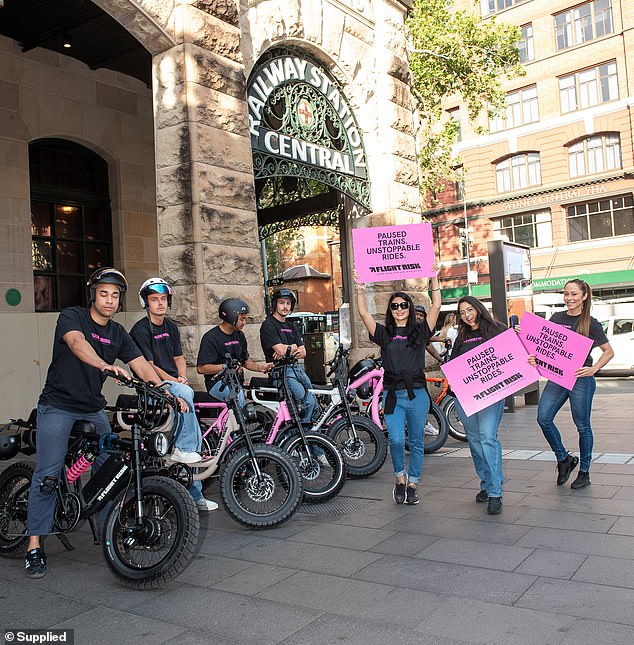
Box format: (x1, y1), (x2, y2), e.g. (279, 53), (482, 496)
(56, 533), (75, 552)
(88, 516), (101, 545)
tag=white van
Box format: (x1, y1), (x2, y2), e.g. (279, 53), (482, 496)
(591, 316), (634, 375)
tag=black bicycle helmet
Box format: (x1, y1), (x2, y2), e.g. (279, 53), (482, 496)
(348, 358), (376, 399)
(219, 298), (249, 325)
(414, 304), (426, 315)
(87, 267), (128, 310)
(0, 434), (21, 460)
(271, 288), (296, 312)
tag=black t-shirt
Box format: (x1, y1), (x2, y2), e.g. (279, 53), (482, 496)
(549, 311), (608, 367)
(451, 324), (507, 359)
(197, 325), (249, 391)
(260, 315), (303, 362)
(370, 322), (432, 387)
(130, 317), (183, 378)
(39, 306), (142, 413)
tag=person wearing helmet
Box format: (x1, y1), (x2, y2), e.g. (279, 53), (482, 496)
(196, 298), (272, 402)
(24, 267), (161, 579)
(260, 288), (317, 425)
(130, 278), (218, 512)
(414, 304), (442, 363)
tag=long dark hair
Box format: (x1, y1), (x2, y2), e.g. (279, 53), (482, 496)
(455, 296), (505, 341)
(565, 279), (591, 337)
(384, 291), (425, 348)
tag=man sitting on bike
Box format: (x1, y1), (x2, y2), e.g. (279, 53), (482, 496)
(25, 268), (163, 579)
(260, 289), (317, 427)
(130, 278), (218, 512)
(196, 298), (272, 403)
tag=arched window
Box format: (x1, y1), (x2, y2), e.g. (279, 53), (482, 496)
(568, 133), (622, 178)
(29, 139), (113, 311)
(495, 153), (541, 193)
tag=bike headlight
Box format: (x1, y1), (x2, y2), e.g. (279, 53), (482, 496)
(147, 432), (170, 457)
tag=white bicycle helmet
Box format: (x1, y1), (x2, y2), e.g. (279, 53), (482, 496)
(139, 277), (172, 308)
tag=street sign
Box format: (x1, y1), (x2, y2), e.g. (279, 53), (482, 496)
(266, 277), (284, 286)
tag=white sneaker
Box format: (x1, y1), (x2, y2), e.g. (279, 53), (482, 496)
(171, 448), (202, 464)
(424, 423), (439, 436)
(195, 497), (219, 512)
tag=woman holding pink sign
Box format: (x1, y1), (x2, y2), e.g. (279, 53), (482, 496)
(355, 268), (441, 506)
(532, 279), (613, 490)
(450, 296), (508, 515)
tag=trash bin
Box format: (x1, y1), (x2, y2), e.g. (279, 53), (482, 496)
(303, 332), (338, 384)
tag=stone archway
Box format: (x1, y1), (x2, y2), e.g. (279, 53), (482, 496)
(248, 47), (372, 312)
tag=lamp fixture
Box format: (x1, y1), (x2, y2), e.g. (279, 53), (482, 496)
(63, 34), (72, 49)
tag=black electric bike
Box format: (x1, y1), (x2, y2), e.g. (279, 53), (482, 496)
(0, 373), (199, 589)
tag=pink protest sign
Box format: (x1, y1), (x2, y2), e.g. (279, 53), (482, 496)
(352, 223), (435, 283)
(441, 328), (540, 417)
(517, 311), (593, 390)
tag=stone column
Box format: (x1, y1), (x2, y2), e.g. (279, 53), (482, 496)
(153, 1), (264, 375)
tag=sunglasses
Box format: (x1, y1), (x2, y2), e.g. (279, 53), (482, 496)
(390, 301), (409, 310)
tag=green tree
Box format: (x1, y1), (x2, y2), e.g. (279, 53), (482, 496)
(265, 228), (299, 278)
(407, 0), (524, 202)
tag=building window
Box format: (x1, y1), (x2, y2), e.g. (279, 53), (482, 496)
(518, 24), (534, 63)
(447, 108), (462, 142)
(492, 210), (552, 248)
(496, 153), (541, 193)
(555, 0), (613, 51)
(567, 194), (634, 242)
(568, 133), (622, 177)
(490, 86), (539, 132)
(481, 0), (529, 16)
(559, 61), (618, 113)
(29, 139), (112, 312)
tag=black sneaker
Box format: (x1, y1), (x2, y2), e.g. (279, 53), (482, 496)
(393, 481), (406, 504)
(556, 454), (579, 486)
(487, 497), (502, 515)
(25, 548), (47, 579)
(570, 471), (591, 489)
(405, 486), (419, 505)
(475, 489), (489, 503)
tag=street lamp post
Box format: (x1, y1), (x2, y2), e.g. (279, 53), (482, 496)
(461, 175), (471, 296)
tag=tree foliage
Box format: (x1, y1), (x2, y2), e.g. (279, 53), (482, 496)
(406, 0), (524, 202)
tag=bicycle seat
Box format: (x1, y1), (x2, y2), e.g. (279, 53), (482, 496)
(248, 377), (271, 389)
(115, 394), (138, 409)
(193, 391), (223, 403)
(69, 420), (98, 440)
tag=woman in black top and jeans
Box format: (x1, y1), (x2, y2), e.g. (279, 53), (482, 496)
(355, 267), (441, 505)
(450, 296), (507, 515)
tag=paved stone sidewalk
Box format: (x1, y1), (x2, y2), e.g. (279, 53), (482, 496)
(1, 378), (633, 644)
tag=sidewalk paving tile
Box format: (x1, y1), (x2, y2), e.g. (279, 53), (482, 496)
(559, 618), (634, 645)
(413, 537), (534, 571)
(355, 554), (537, 605)
(512, 508), (619, 533)
(572, 554), (634, 588)
(288, 523), (395, 550)
(211, 563), (298, 596)
(54, 607), (187, 645)
(516, 526), (634, 559)
(514, 548), (588, 579)
(415, 595), (575, 645)
(515, 577), (634, 625)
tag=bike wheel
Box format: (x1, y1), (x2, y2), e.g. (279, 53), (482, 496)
(282, 433), (346, 502)
(220, 445), (302, 528)
(326, 415), (387, 479)
(0, 462), (33, 557)
(423, 401), (449, 453)
(102, 476), (199, 589)
(441, 396), (467, 442)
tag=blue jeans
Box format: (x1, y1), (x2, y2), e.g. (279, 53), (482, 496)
(27, 403), (111, 536)
(166, 381), (203, 500)
(382, 388), (430, 484)
(283, 365), (317, 425)
(208, 379), (245, 408)
(455, 399), (504, 498)
(537, 376), (596, 472)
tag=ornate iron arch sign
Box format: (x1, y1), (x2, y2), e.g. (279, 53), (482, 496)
(248, 49), (371, 210)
